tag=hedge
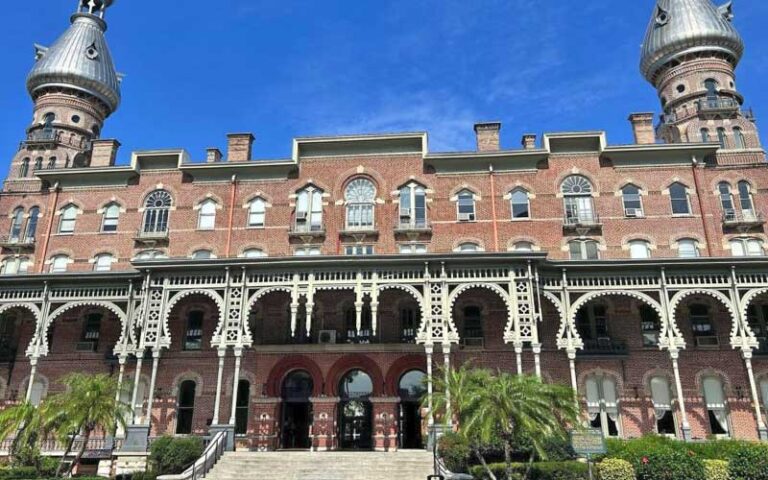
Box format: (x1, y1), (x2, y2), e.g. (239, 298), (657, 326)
(729, 444), (768, 480)
(595, 458), (634, 480)
(633, 450), (706, 480)
(438, 432), (472, 473)
(148, 436), (203, 476)
(469, 461), (589, 480)
(703, 460), (729, 480)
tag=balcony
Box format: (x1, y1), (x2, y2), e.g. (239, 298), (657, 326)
(288, 222), (326, 239)
(134, 228), (169, 243)
(394, 218), (432, 236)
(578, 338), (628, 357)
(563, 212), (602, 231)
(0, 235), (35, 249)
(698, 98), (740, 115)
(722, 209), (766, 228)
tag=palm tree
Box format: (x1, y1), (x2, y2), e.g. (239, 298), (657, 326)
(51, 373), (131, 476)
(464, 373), (579, 480)
(427, 363), (492, 427)
(0, 400), (60, 473)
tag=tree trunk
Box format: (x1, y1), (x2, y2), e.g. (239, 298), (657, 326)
(522, 450), (535, 480)
(473, 447), (497, 480)
(504, 441), (513, 480)
(67, 427), (92, 476)
(55, 430), (78, 478)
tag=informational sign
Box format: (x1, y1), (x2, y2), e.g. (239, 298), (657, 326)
(570, 429), (607, 456)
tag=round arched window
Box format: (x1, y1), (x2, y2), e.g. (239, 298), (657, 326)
(339, 370), (373, 400)
(345, 179), (376, 230)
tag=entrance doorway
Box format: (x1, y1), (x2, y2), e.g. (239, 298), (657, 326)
(398, 370), (426, 449)
(281, 370), (314, 449)
(339, 370), (373, 450)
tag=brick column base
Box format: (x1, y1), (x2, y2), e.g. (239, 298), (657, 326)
(372, 397), (400, 452)
(310, 397), (339, 451)
(252, 397), (280, 451)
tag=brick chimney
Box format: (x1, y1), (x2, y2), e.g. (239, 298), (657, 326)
(474, 122), (501, 152)
(628, 113), (656, 145)
(206, 148), (222, 163)
(90, 139), (120, 167)
(226, 133), (254, 162)
(521, 134), (537, 150)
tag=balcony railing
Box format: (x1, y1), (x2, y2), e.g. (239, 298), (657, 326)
(722, 209), (766, 227)
(698, 97), (740, 113)
(134, 228), (169, 241)
(289, 222), (326, 237)
(0, 235), (35, 248)
(394, 219), (432, 234)
(26, 129), (57, 142)
(579, 338), (628, 357)
(563, 212), (602, 228)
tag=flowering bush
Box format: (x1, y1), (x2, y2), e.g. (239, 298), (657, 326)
(634, 450), (705, 480)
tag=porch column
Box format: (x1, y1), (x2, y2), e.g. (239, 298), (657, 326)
(372, 397), (399, 451)
(144, 349), (161, 426)
(425, 344), (434, 426)
(567, 349), (578, 397)
(25, 357), (39, 402)
(532, 343), (542, 379)
(442, 343), (452, 425)
(669, 349), (692, 441)
(212, 347), (227, 425)
(743, 351), (768, 440)
(130, 355), (144, 424)
(514, 342), (523, 375)
(115, 356), (127, 403)
(228, 348), (243, 425)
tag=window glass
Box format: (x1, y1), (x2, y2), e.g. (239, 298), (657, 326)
(345, 178), (376, 230)
(241, 249), (266, 258)
(235, 380), (250, 435)
(702, 377), (729, 436)
(143, 190), (172, 234)
(191, 250), (213, 259)
(198, 200), (217, 230)
(569, 240), (599, 260)
(622, 185), (643, 215)
(513, 242), (534, 252)
(399, 184), (427, 228)
(586, 374), (620, 437)
(94, 254), (113, 272)
(737, 181), (755, 214)
(184, 311), (204, 350)
(640, 305), (661, 347)
(457, 243), (480, 253)
(678, 239), (699, 258)
(562, 176), (595, 223)
(701, 128), (711, 143)
(345, 245), (374, 256)
(733, 127), (746, 149)
(176, 380), (196, 434)
(457, 191), (476, 221)
(294, 247), (321, 256)
(629, 241), (651, 259)
(59, 205), (77, 233)
(25, 207), (39, 240)
(718, 183), (735, 216)
(50, 255), (69, 273)
(717, 128), (727, 149)
(510, 189), (530, 219)
(399, 244), (427, 254)
(248, 198), (266, 227)
(102, 204), (120, 232)
(650, 376), (676, 435)
(669, 183), (690, 215)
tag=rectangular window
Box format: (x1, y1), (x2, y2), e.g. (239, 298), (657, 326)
(399, 244), (427, 254)
(670, 194), (691, 215)
(457, 193), (476, 221)
(345, 245), (374, 256)
(102, 206), (120, 232)
(59, 217), (75, 234)
(184, 311), (204, 351)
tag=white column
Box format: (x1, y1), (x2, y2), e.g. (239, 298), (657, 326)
(442, 343), (451, 425)
(670, 349), (691, 440)
(212, 348), (227, 425)
(514, 343), (523, 375)
(532, 344), (542, 379)
(115, 356), (127, 403)
(425, 344), (434, 426)
(130, 355), (144, 424)
(228, 348), (243, 425)
(371, 301), (379, 337)
(743, 351), (768, 440)
(144, 349), (161, 426)
(567, 350), (578, 396)
(305, 302), (314, 338)
(355, 301), (363, 337)
(25, 358), (38, 403)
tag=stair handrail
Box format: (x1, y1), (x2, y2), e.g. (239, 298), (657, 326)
(157, 431), (227, 480)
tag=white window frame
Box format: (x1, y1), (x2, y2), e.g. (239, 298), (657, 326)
(191, 250), (215, 260)
(102, 203), (120, 233)
(509, 188), (531, 220)
(730, 238), (765, 257)
(585, 374), (621, 438)
(650, 376), (676, 436)
(399, 183), (428, 228)
(58, 205), (78, 234)
(248, 198), (266, 228)
(50, 255), (70, 273)
(512, 241), (534, 252)
(629, 240), (651, 259)
(345, 178), (377, 231)
(455, 242), (482, 253)
(197, 199), (217, 230)
(677, 239), (700, 258)
(455, 190), (477, 222)
(702, 376), (730, 437)
(621, 185), (644, 218)
(1, 257), (30, 275)
(241, 248), (266, 258)
(344, 245), (374, 256)
(399, 244), (427, 254)
(294, 247), (321, 256)
(669, 183), (692, 216)
(93, 254), (114, 272)
(569, 240), (599, 260)
(295, 187), (324, 232)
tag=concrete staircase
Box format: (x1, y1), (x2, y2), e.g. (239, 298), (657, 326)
(206, 450), (435, 480)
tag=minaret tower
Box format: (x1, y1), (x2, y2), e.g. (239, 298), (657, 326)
(5, 0), (121, 190)
(641, 0), (763, 160)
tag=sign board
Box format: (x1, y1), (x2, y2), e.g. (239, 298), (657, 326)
(570, 429), (606, 456)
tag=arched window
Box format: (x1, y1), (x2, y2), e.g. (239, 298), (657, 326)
(19, 159), (30, 178)
(91, 125), (101, 138)
(176, 380), (197, 434)
(717, 128), (727, 149)
(191, 250), (214, 260)
(47, 157), (57, 169)
(650, 376), (676, 435)
(718, 182), (735, 219)
(42, 112), (55, 131)
(733, 127), (746, 149)
(513, 241), (534, 252)
(621, 185), (643, 217)
(629, 240), (651, 259)
(142, 190), (172, 234)
(93, 253), (114, 272)
(398, 244), (427, 254)
(1, 257), (30, 275)
(576, 304), (608, 342)
(704, 79), (718, 100)
(562, 175), (595, 224)
(701, 128), (711, 143)
(197, 199), (217, 230)
(462, 306), (483, 346)
(585, 374), (620, 437)
(81, 312), (102, 350)
(59, 204), (78, 234)
(669, 183), (691, 215)
(456, 242), (482, 253)
(399, 183), (427, 228)
(677, 238), (699, 258)
(689, 304), (717, 346)
(240, 248), (266, 258)
(25, 207), (39, 242)
(730, 237), (764, 257)
(248, 198), (266, 227)
(569, 240), (599, 260)
(294, 247), (321, 256)
(510, 188), (530, 219)
(295, 186), (324, 232)
(184, 310), (204, 351)
(49, 255), (70, 273)
(134, 250), (168, 261)
(456, 190), (476, 222)
(102, 203), (120, 232)
(640, 304), (661, 347)
(9, 208), (24, 241)
(345, 178), (376, 230)
(737, 181), (755, 218)
(702, 376), (729, 436)
(33, 157), (43, 171)
(235, 380), (250, 435)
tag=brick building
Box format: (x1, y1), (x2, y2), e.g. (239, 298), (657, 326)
(1, 0), (768, 459)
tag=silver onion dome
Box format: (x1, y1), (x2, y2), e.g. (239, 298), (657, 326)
(26, 10), (121, 113)
(640, 0), (744, 83)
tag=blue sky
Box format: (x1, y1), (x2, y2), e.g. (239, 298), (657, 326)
(1, 0), (767, 173)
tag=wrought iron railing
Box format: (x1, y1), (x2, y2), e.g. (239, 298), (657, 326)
(722, 209), (765, 225)
(698, 98), (740, 113)
(157, 431), (226, 480)
(563, 212), (601, 227)
(579, 338), (628, 356)
(0, 235), (36, 247)
(395, 219), (431, 231)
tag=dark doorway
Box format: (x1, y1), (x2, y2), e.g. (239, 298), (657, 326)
(398, 370), (426, 449)
(176, 380), (196, 434)
(281, 370), (313, 449)
(339, 370), (373, 450)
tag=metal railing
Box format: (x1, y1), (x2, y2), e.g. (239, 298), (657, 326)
(157, 431), (226, 480)
(698, 98), (740, 113)
(579, 338), (628, 356)
(290, 223), (325, 235)
(0, 235), (35, 247)
(563, 212), (601, 227)
(722, 209), (765, 225)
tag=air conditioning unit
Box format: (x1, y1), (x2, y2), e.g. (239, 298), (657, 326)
(318, 330), (337, 344)
(625, 208), (641, 218)
(695, 335), (720, 347)
(75, 341), (97, 352)
(296, 211), (307, 221)
(458, 212), (474, 222)
(400, 209), (412, 218)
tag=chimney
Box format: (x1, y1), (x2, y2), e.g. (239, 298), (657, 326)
(226, 133), (255, 162)
(90, 139), (120, 167)
(206, 148), (222, 163)
(521, 134), (537, 150)
(474, 122), (501, 152)
(628, 113), (656, 145)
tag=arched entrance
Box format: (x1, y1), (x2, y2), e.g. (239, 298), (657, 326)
(339, 370), (373, 450)
(398, 370), (426, 449)
(281, 370), (314, 449)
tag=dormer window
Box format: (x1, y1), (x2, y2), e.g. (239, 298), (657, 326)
(399, 183), (427, 228)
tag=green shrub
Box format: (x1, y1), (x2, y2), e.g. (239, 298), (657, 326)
(729, 444), (768, 480)
(703, 459), (729, 480)
(129, 472), (157, 480)
(0, 467), (39, 480)
(603, 435), (679, 463)
(470, 461), (589, 480)
(688, 439), (767, 461)
(148, 436), (203, 476)
(438, 431), (472, 473)
(634, 450), (705, 480)
(596, 458), (635, 480)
